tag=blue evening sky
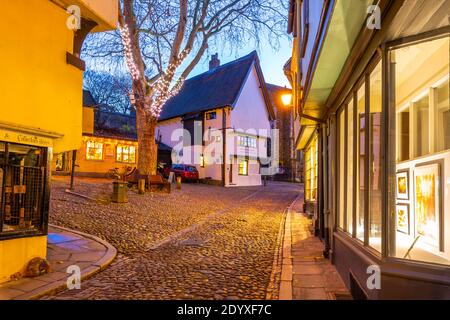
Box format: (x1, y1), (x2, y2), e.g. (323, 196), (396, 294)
(187, 36), (293, 89)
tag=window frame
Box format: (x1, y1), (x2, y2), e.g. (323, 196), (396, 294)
(238, 158), (249, 176)
(205, 111), (217, 120)
(335, 54), (383, 253)
(86, 141), (104, 161)
(116, 144), (136, 164)
(385, 28), (450, 266)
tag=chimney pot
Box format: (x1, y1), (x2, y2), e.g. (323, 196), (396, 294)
(209, 53), (220, 70)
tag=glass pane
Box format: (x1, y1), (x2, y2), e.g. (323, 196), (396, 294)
(414, 94), (430, 157)
(338, 109), (345, 230)
(369, 62), (382, 252)
(346, 99), (354, 234)
(436, 79), (450, 152)
(392, 36), (450, 266)
(0, 142), (5, 165)
(356, 85), (365, 240)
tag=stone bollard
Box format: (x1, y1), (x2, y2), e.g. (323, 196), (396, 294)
(176, 176), (182, 190)
(138, 179), (146, 195)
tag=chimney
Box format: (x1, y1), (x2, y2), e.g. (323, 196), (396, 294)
(209, 53), (220, 70)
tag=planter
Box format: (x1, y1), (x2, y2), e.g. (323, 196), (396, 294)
(112, 181), (128, 203)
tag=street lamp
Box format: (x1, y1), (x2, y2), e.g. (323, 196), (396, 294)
(281, 93), (293, 107)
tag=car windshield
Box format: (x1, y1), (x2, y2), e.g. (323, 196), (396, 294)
(186, 166), (198, 172)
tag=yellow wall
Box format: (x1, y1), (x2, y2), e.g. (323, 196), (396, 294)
(77, 137), (139, 174)
(82, 107), (95, 134)
(0, 236), (47, 284)
(0, 0), (83, 154)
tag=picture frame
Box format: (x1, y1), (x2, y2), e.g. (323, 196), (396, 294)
(414, 162), (441, 249)
(396, 203), (410, 235)
(396, 170), (409, 200)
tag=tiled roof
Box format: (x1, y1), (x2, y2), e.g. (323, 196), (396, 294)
(159, 51), (260, 121)
(83, 90), (97, 107)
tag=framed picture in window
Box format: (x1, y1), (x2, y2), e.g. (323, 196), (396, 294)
(396, 170), (409, 200)
(414, 162), (441, 249)
(396, 203), (410, 235)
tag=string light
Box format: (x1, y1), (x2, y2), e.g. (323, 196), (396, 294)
(120, 23), (191, 118)
(119, 24), (141, 81)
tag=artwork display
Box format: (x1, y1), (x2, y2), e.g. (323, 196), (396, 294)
(396, 203), (410, 234)
(396, 171), (409, 200)
(414, 163), (441, 249)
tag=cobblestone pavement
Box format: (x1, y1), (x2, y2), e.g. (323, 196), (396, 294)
(42, 178), (299, 300)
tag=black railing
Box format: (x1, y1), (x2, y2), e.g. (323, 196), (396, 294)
(0, 164), (46, 236)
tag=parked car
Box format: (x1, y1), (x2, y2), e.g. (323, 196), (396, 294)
(163, 164), (199, 182)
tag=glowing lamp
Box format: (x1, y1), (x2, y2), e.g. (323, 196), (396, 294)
(281, 93), (293, 107)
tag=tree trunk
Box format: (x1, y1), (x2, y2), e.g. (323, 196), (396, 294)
(136, 106), (157, 176)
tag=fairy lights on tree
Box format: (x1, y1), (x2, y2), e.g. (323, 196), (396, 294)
(120, 23), (190, 118)
(119, 25), (141, 81)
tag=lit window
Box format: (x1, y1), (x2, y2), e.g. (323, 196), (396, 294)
(238, 158), (248, 175)
(391, 35), (450, 266)
(200, 155), (205, 167)
(305, 134), (318, 202)
(116, 145), (136, 163)
(238, 135), (257, 148)
(86, 141), (103, 160)
(206, 111), (217, 120)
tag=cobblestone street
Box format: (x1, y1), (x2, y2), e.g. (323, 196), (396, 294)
(42, 178), (299, 300)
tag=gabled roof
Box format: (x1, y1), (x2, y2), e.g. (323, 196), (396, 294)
(159, 51), (274, 121)
(83, 90), (97, 107)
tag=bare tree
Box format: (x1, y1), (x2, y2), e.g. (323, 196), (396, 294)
(83, 0), (287, 175)
(84, 70), (132, 114)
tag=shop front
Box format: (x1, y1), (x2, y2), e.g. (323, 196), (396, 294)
(287, 0), (450, 299)
(330, 14), (450, 300)
(0, 0), (118, 283)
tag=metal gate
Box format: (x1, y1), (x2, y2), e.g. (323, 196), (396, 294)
(0, 164), (46, 234)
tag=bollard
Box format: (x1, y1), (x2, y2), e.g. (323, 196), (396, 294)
(176, 176), (182, 189)
(138, 179), (146, 195)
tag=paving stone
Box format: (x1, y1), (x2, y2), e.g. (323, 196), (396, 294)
(293, 288), (328, 300)
(39, 179), (300, 300)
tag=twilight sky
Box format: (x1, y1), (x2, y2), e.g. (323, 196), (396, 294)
(185, 35), (292, 89)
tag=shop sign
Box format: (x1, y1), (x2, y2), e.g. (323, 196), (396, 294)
(0, 129), (53, 147)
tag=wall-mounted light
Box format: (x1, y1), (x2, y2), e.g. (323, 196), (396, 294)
(281, 93), (293, 107)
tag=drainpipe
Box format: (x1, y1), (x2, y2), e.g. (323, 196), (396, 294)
(222, 107), (227, 186)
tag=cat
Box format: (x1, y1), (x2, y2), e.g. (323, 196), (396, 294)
(10, 257), (51, 281)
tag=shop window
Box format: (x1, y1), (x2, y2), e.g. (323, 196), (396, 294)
(305, 134), (318, 202)
(369, 62), (382, 252)
(338, 110), (345, 230)
(116, 145), (136, 163)
(391, 35), (450, 266)
(238, 158), (248, 175)
(356, 84), (366, 240)
(346, 99), (354, 234)
(86, 141), (103, 160)
(1, 143), (47, 236)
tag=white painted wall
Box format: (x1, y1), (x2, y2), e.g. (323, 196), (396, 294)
(226, 65), (272, 187)
(157, 117), (183, 148)
(156, 64), (272, 187)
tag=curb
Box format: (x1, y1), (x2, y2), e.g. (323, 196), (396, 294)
(277, 193), (303, 300)
(13, 224), (117, 300)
